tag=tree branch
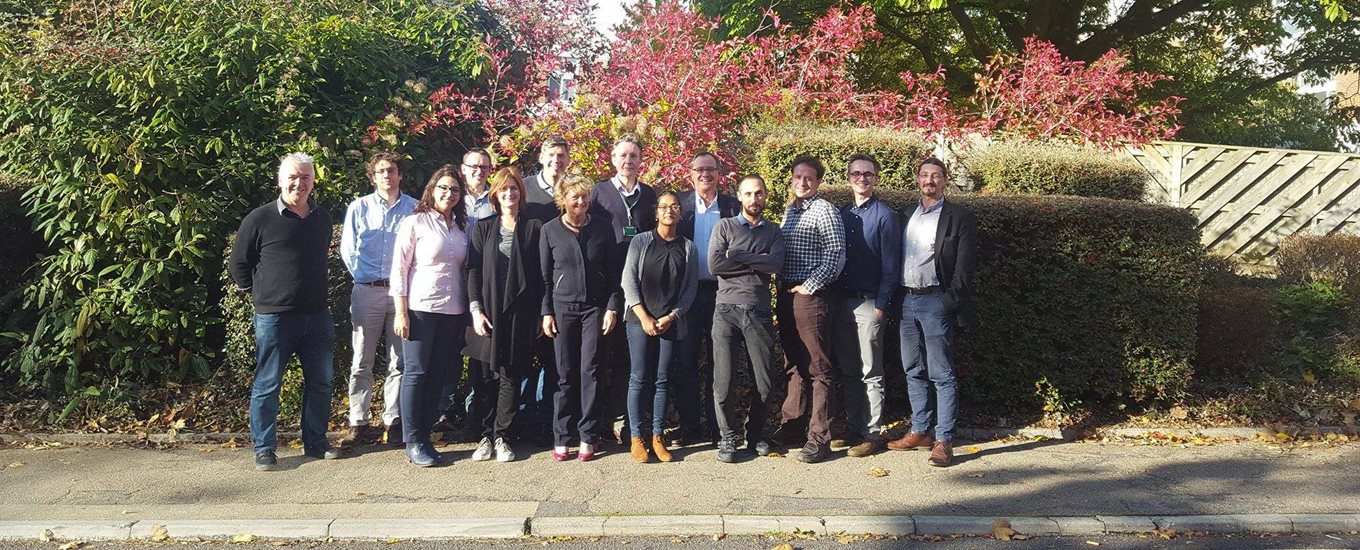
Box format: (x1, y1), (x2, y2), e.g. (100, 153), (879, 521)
(1075, 0), (1212, 60)
(948, 2), (993, 64)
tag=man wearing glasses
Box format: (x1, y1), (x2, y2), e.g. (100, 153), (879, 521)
(462, 148), (496, 223)
(674, 152), (741, 446)
(832, 153), (901, 458)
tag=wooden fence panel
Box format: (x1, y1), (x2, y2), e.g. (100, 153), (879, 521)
(1125, 141), (1360, 263)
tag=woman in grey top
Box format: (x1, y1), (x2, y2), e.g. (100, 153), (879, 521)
(621, 191), (698, 463)
(465, 168), (547, 463)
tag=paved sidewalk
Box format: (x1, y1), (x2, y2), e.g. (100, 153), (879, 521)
(0, 436), (1356, 539)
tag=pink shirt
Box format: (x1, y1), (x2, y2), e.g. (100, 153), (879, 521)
(389, 211), (468, 315)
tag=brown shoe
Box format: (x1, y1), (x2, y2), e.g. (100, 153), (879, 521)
(847, 439), (886, 457)
(928, 441), (953, 467)
(630, 436), (650, 463)
(651, 436), (673, 462)
(339, 426), (367, 449)
(887, 431), (934, 451)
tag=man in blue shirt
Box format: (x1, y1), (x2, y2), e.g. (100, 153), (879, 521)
(339, 152), (418, 449)
(675, 151), (740, 446)
(832, 153), (901, 458)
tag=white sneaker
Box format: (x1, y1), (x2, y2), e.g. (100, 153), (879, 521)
(494, 437), (515, 462)
(471, 437), (493, 461)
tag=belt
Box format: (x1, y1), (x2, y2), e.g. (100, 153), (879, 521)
(360, 279), (390, 288)
(901, 285), (941, 295)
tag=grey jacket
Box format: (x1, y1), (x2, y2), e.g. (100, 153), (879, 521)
(621, 230), (699, 340)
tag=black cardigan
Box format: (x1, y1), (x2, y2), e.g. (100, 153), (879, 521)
(538, 215), (623, 314)
(464, 213), (546, 374)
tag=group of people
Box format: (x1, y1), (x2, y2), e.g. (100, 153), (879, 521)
(227, 134), (977, 472)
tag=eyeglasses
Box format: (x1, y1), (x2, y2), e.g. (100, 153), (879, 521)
(849, 171), (879, 180)
(655, 204), (682, 212)
(435, 184), (459, 192)
(690, 167), (718, 173)
(462, 164), (493, 172)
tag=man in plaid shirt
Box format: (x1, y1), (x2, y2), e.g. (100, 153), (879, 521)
(772, 156), (846, 463)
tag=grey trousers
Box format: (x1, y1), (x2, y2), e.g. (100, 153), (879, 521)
(711, 303), (777, 443)
(347, 282), (404, 427)
(831, 296), (886, 440)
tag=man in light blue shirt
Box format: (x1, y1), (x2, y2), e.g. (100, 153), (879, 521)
(462, 148), (496, 223)
(339, 152), (418, 449)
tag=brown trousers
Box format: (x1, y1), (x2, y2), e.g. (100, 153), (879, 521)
(776, 287), (835, 445)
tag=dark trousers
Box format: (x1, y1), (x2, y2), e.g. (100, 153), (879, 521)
(675, 283), (718, 437)
(711, 303), (777, 443)
(776, 288), (835, 445)
(601, 328), (629, 439)
(514, 342), (557, 436)
(551, 301), (605, 446)
(401, 310), (466, 445)
(626, 321), (676, 437)
(473, 365), (519, 441)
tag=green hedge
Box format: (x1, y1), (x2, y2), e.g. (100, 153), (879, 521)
(816, 187), (1201, 419)
(747, 124), (933, 213)
(964, 141), (1148, 200)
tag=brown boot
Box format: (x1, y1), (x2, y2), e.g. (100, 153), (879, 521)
(929, 441), (954, 467)
(887, 431), (934, 451)
(339, 426), (367, 449)
(630, 436), (650, 463)
(651, 436), (673, 462)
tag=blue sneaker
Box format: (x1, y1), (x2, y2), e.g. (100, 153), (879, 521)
(405, 443), (436, 467)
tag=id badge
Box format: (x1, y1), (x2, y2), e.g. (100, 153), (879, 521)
(624, 225), (638, 237)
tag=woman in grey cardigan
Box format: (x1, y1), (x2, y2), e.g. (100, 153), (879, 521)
(621, 191), (698, 463)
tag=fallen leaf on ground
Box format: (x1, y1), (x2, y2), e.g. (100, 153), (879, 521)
(992, 519), (1014, 541)
(1155, 528), (1176, 540)
(39, 529), (54, 542)
(7, 461), (23, 468)
(1351, 398), (1360, 411)
(766, 452), (783, 458)
(712, 534), (725, 541)
(867, 467), (890, 477)
(963, 446), (981, 454)
(1169, 406), (1188, 420)
(1013, 534), (1030, 540)
(231, 534), (257, 543)
(384, 539), (399, 544)
(151, 524), (170, 542)
(1303, 370), (1317, 384)
(1085, 541), (1100, 546)
(58, 542), (84, 550)
(771, 544), (795, 550)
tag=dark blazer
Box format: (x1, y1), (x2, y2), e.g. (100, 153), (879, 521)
(676, 189), (741, 241)
(589, 179), (657, 244)
(539, 215), (624, 314)
(465, 214), (546, 375)
(524, 172), (557, 210)
(930, 199), (979, 329)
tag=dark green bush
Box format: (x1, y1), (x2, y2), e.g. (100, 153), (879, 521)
(747, 123), (933, 213)
(817, 187), (1201, 419)
(1195, 286), (1277, 376)
(1276, 233), (1360, 302)
(964, 141), (1148, 200)
(0, 0), (485, 395)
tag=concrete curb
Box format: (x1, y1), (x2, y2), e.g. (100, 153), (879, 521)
(1, 514), (1357, 541)
(3, 425), (1354, 445)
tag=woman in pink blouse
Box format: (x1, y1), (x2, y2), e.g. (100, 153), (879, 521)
(390, 164), (470, 467)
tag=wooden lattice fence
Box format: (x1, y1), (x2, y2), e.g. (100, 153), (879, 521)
(1125, 141), (1360, 263)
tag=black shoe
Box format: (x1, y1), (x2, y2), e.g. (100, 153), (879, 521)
(254, 450), (278, 471)
(405, 443), (437, 467)
(796, 442), (832, 463)
(769, 424), (806, 447)
(386, 421), (404, 447)
(748, 439), (772, 457)
(716, 437), (738, 464)
(304, 446), (341, 460)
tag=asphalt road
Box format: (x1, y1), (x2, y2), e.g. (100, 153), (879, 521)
(3, 533), (1360, 550)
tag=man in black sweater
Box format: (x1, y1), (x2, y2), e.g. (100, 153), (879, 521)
(229, 152), (340, 471)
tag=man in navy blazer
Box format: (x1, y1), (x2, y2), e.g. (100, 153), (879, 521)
(524, 136), (570, 211)
(673, 151), (741, 446)
(588, 133), (657, 443)
(887, 157), (977, 467)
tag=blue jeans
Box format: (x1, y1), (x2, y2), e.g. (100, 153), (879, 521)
(626, 320), (675, 438)
(899, 290), (958, 442)
(401, 310), (467, 445)
(251, 311), (335, 455)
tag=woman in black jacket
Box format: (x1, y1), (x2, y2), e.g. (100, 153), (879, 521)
(465, 168), (548, 463)
(539, 173), (623, 462)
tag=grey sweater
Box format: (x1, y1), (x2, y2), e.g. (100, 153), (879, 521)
(707, 216), (784, 309)
(621, 230), (699, 340)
